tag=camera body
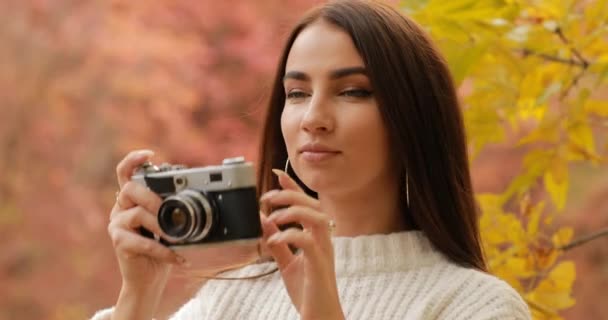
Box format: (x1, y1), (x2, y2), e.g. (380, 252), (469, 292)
(131, 156), (261, 247)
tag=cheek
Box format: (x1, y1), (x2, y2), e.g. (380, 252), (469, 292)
(346, 110), (390, 164)
(280, 107), (298, 154)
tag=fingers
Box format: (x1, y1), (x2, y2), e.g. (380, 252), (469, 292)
(260, 170), (332, 271)
(260, 213), (294, 270)
(109, 228), (183, 265)
(111, 149), (186, 266)
(115, 181), (162, 214)
(111, 205), (164, 237)
(267, 228), (330, 269)
(108, 206), (183, 264)
(268, 228), (315, 253)
(268, 205), (330, 235)
(267, 205), (333, 259)
(260, 189), (321, 211)
(116, 149), (154, 189)
(272, 169), (303, 192)
(261, 206), (334, 272)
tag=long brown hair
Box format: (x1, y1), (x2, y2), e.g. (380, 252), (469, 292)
(257, 0), (486, 271)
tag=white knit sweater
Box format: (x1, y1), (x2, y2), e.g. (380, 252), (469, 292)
(91, 231), (531, 319)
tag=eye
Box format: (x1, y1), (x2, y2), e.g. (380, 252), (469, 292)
(340, 89), (373, 98)
(286, 90), (310, 99)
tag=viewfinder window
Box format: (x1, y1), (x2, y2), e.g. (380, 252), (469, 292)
(210, 172), (223, 182)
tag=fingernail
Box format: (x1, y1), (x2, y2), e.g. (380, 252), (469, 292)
(137, 150), (155, 158)
(266, 209), (283, 221)
(271, 169), (286, 177)
(258, 213), (267, 223)
(267, 233), (281, 244)
(260, 190), (279, 202)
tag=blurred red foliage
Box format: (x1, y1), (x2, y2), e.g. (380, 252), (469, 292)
(1, 1), (606, 319)
(0, 1), (319, 318)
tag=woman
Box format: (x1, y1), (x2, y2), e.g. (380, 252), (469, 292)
(93, 1), (531, 319)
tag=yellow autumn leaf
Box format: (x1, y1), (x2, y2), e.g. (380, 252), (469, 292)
(505, 150), (554, 199)
(395, 0), (608, 316)
(519, 71), (543, 101)
(584, 99), (608, 117)
(480, 213), (523, 245)
(505, 256), (536, 278)
(552, 227), (574, 248)
(523, 1), (566, 20)
(477, 193), (507, 215)
(492, 263), (526, 292)
(543, 159), (569, 210)
(517, 100), (546, 121)
(527, 261), (576, 311)
(526, 201), (545, 237)
(534, 247), (559, 271)
(583, 0), (608, 28)
(517, 121), (560, 145)
(446, 42), (491, 85)
(481, 211), (527, 245)
(567, 121), (596, 157)
(589, 54), (608, 81)
(464, 104), (506, 157)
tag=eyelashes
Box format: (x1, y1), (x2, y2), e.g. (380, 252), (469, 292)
(286, 91), (309, 99)
(340, 89), (372, 98)
(285, 89), (373, 100)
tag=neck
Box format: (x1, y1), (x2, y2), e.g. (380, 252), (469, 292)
(318, 177), (407, 237)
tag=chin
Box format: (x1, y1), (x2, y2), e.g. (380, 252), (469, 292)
(297, 171), (338, 194)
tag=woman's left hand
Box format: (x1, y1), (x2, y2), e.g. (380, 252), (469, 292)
(259, 169), (344, 320)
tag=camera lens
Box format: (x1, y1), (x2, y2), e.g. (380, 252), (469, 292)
(158, 190), (214, 243)
(161, 206), (189, 236)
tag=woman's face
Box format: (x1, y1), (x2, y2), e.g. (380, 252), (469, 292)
(281, 20), (394, 197)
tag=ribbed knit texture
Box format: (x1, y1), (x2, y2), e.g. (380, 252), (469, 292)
(91, 231), (531, 319)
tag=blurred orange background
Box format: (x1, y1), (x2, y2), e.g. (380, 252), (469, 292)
(0, 1), (606, 319)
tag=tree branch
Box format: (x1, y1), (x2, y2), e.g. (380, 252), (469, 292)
(521, 48), (587, 68)
(558, 227), (608, 251)
(520, 26), (592, 99)
(559, 68), (587, 100)
(551, 27), (591, 99)
(555, 27), (590, 69)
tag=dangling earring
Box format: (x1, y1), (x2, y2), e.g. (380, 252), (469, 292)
(406, 170), (410, 208)
(284, 158), (290, 174)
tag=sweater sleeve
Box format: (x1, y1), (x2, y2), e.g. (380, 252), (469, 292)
(467, 283), (531, 320)
(89, 307), (113, 320)
(439, 273), (532, 320)
(167, 294), (209, 320)
(88, 291), (211, 320)
(168, 283), (214, 319)
(87, 286), (210, 320)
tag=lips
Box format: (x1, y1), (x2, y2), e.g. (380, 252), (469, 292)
(298, 143), (341, 162)
(298, 142), (340, 153)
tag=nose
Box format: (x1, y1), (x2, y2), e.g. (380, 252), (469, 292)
(300, 94), (335, 134)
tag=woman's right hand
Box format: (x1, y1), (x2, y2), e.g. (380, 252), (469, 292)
(108, 150), (186, 319)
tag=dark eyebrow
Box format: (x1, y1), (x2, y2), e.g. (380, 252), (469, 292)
(329, 66), (368, 79)
(283, 66), (368, 82)
(283, 71), (309, 82)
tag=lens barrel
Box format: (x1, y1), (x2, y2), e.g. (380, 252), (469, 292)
(158, 190), (213, 243)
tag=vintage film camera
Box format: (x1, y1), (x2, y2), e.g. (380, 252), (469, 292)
(131, 157), (262, 247)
